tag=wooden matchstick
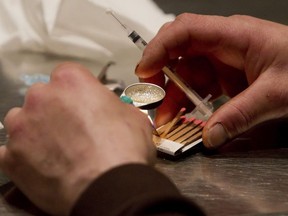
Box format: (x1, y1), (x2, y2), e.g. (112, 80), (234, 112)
(156, 122), (174, 135)
(166, 118), (198, 141)
(173, 119), (203, 143)
(181, 130), (203, 145)
(160, 107), (186, 138)
(165, 117), (195, 138)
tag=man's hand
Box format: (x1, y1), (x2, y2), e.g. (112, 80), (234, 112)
(0, 62), (156, 215)
(136, 14), (288, 149)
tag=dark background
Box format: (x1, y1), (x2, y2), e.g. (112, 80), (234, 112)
(153, 0), (288, 24)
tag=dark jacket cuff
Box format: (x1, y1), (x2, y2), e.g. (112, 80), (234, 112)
(71, 163), (205, 216)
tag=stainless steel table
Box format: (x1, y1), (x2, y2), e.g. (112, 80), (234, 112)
(0, 52), (287, 215)
(156, 148), (288, 216)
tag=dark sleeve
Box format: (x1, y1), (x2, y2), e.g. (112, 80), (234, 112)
(71, 164), (205, 216)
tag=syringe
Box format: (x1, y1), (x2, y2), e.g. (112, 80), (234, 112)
(107, 10), (213, 119)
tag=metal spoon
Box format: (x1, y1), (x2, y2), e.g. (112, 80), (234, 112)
(122, 83), (165, 110)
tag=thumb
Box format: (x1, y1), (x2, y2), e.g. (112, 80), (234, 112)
(202, 73), (288, 149)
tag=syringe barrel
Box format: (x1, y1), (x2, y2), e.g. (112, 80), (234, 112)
(162, 66), (213, 117)
(128, 31), (147, 51)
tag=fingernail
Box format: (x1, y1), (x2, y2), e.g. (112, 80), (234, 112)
(135, 62), (140, 72)
(207, 123), (228, 148)
(134, 63), (142, 78)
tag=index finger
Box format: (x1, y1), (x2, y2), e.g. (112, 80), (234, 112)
(135, 13), (264, 79)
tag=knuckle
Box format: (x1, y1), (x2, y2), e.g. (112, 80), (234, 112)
(175, 13), (192, 21)
(4, 108), (18, 125)
(52, 63), (76, 82)
(264, 85), (288, 117)
(175, 13), (200, 24)
(51, 62), (92, 84)
(51, 62), (100, 91)
(229, 103), (252, 128)
(158, 21), (172, 32)
(4, 108), (24, 139)
(24, 83), (46, 110)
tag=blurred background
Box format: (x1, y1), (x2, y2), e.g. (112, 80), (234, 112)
(154, 0), (288, 24)
(1, 0), (288, 137)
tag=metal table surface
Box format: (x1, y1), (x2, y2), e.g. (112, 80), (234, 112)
(156, 149), (288, 216)
(0, 52), (287, 216)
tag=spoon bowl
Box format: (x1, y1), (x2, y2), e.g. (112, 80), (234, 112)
(123, 83), (165, 110)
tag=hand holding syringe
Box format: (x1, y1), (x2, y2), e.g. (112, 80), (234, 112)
(107, 10), (213, 120)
